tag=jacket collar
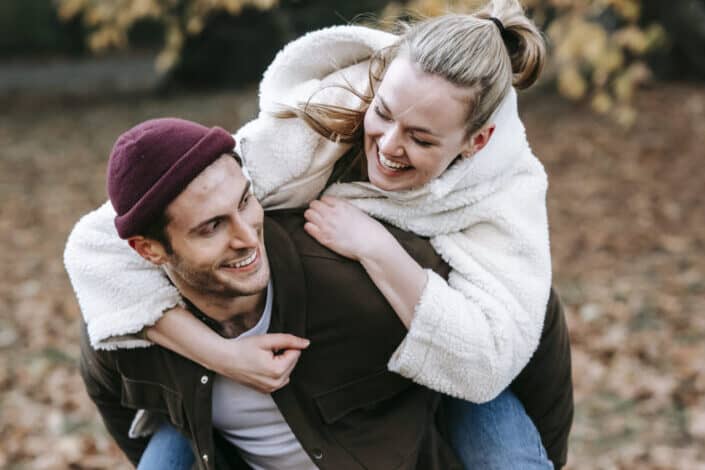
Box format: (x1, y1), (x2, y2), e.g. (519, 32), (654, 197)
(262, 215), (307, 338)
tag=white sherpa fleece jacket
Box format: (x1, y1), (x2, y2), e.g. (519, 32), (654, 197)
(64, 25), (551, 403)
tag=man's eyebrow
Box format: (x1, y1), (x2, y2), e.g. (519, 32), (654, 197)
(188, 181), (252, 234)
(189, 215), (222, 235)
(238, 180), (252, 206)
(378, 95), (439, 138)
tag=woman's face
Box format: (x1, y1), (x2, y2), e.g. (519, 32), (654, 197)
(363, 57), (480, 192)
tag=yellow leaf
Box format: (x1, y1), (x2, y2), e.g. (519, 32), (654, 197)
(56, 0), (88, 20)
(612, 71), (634, 102)
(558, 66), (587, 100)
(156, 48), (180, 72)
(591, 92), (612, 114)
(187, 16), (204, 35)
(614, 105), (637, 127)
(614, 26), (649, 55)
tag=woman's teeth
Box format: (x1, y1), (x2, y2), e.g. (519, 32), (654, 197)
(226, 251), (257, 268)
(379, 152), (410, 170)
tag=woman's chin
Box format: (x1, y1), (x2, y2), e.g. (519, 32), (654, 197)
(366, 154), (411, 191)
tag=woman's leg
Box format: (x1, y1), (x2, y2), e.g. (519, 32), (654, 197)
(444, 389), (553, 469)
(137, 422), (195, 470)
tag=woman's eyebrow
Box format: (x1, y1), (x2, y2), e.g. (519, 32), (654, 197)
(378, 95), (439, 137)
(378, 95), (393, 114)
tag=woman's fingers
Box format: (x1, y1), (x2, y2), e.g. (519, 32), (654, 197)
(258, 333), (310, 351)
(318, 195), (339, 207)
(303, 222), (322, 241)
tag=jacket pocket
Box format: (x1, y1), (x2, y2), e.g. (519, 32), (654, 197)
(315, 369), (413, 424)
(314, 370), (433, 469)
(120, 376), (185, 429)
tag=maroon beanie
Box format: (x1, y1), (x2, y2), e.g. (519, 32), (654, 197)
(107, 118), (235, 239)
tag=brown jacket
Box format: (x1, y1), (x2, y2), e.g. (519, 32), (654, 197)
(80, 210), (572, 469)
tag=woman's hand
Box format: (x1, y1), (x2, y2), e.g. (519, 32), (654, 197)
(146, 307), (309, 393)
(304, 196), (394, 262)
(217, 334), (310, 393)
(305, 196), (427, 328)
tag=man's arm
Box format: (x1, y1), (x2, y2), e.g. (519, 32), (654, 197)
(79, 323), (150, 465)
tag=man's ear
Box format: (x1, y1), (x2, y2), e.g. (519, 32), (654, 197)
(128, 236), (169, 265)
(461, 124), (496, 158)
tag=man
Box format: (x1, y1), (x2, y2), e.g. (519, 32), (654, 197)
(73, 119), (572, 469)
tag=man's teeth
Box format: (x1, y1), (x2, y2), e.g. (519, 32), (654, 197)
(379, 152), (410, 170)
(227, 251), (257, 268)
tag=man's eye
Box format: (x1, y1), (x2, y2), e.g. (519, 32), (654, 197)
(374, 105), (392, 121)
(239, 194), (251, 210)
(201, 220), (220, 234)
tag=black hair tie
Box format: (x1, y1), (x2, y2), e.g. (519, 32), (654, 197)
(489, 17), (505, 33)
(489, 17), (520, 55)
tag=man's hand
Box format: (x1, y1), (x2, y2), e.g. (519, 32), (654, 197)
(217, 334), (310, 393)
(304, 196), (394, 262)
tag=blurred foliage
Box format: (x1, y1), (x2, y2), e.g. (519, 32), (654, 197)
(382, 0), (668, 127)
(54, 0), (676, 124)
(53, 0), (391, 88)
(55, 0), (279, 72)
(0, 0), (85, 57)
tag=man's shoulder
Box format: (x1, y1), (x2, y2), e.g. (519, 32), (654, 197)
(264, 209), (449, 274)
(265, 209), (343, 261)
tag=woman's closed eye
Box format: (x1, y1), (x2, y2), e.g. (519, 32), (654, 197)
(374, 105), (392, 121)
(412, 136), (434, 147)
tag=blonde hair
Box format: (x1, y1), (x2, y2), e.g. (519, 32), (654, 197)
(280, 0), (545, 145)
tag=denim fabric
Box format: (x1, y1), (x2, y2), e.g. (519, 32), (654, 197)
(137, 423), (195, 470)
(136, 390), (551, 469)
(444, 389), (553, 469)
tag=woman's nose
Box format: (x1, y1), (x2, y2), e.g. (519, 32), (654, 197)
(378, 126), (404, 156)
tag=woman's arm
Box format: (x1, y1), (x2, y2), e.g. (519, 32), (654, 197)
(64, 201), (182, 349)
(304, 196), (550, 403)
(146, 309), (309, 393)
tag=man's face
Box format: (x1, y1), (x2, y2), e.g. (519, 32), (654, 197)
(161, 155), (270, 299)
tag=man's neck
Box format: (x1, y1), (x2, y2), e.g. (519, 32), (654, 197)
(175, 283), (267, 339)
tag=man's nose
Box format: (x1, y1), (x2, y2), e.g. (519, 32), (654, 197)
(228, 217), (259, 249)
(378, 125), (404, 156)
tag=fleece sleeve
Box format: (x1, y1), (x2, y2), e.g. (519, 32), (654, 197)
(387, 167), (552, 403)
(64, 201), (183, 350)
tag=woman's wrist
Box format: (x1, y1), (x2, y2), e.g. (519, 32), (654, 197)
(358, 229), (397, 266)
(203, 335), (237, 375)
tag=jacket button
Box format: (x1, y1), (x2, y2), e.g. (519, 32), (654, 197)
(311, 448), (323, 460)
(200, 375), (209, 384)
(202, 453), (209, 462)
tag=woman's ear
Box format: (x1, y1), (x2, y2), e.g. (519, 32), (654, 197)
(461, 124), (496, 158)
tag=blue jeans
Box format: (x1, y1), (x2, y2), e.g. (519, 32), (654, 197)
(137, 422), (194, 470)
(138, 390), (551, 470)
(444, 389), (553, 469)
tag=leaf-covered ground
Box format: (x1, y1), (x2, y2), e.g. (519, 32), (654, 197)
(1, 83), (703, 469)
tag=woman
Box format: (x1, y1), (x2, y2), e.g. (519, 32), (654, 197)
(66, 1), (567, 468)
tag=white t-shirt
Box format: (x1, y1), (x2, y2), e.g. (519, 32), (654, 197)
(211, 282), (316, 469)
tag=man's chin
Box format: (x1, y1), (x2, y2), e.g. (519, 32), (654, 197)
(215, 264), (270, 297)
